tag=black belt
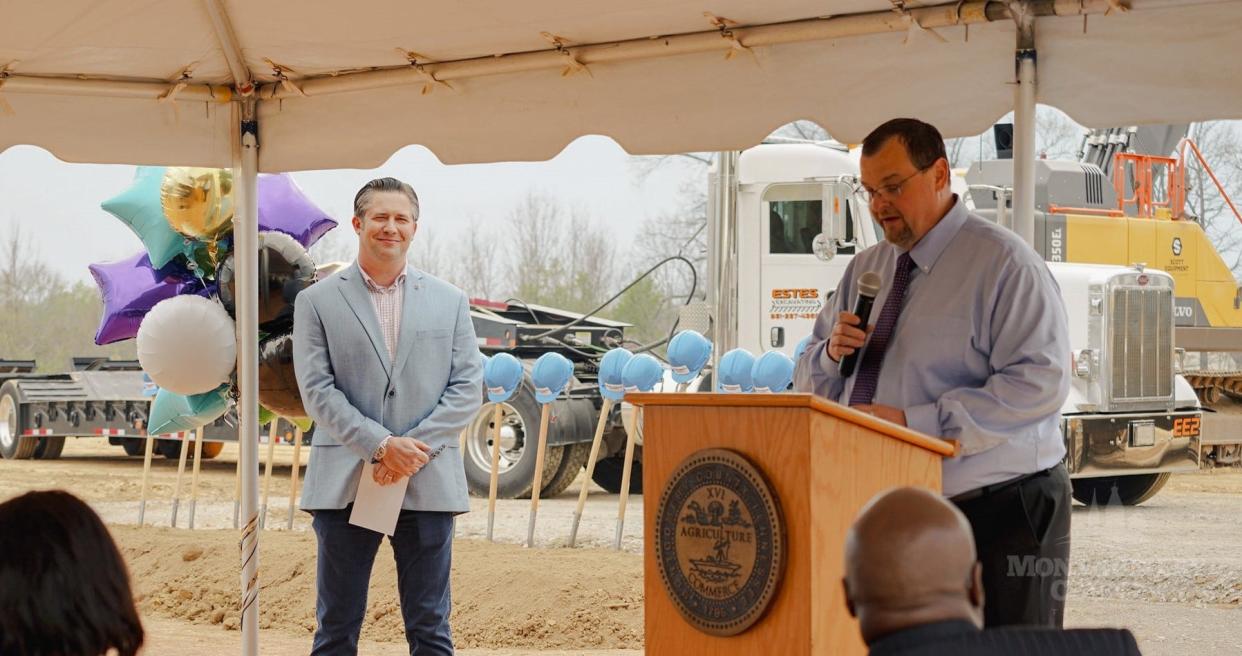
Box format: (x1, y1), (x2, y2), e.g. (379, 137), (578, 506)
(949, 466), (1055, 504)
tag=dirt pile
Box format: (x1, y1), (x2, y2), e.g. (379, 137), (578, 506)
(113, 526), (644, 650)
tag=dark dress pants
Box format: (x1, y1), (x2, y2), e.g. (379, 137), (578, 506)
(310, 506), (455, 656)
(953, 463), (1072, 629)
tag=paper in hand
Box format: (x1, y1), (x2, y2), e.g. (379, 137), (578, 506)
(349, 461), (407, 536)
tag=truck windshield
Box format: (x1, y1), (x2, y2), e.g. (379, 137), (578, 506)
(768, 200), (856, 255)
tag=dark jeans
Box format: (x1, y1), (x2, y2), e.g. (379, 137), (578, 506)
(953, 464), (1072, 629)
(310, 507), (455, 656)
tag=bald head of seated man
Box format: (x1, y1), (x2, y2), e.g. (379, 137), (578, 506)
(844, 487), (1142, 656)
(845, 486), (983, 643)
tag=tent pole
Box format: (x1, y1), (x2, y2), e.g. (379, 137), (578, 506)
(1011, 1), (1037, 248)
(708, 151), (739, 376)
(232, 98), (261, 656)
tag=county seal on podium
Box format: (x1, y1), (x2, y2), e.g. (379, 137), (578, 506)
(655, 448), (786, 636)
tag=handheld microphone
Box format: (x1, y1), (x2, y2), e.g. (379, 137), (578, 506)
(838, 271), (883, 378)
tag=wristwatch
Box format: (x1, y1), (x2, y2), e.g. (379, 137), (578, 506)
(371, 436), (391, 463)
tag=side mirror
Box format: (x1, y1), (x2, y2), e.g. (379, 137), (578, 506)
(812, 233), (837, 262)
(814, 182), (852, 261)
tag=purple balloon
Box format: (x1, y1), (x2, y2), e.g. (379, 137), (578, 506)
(89, 252), (206, 345)
(258, 174), (338, 248)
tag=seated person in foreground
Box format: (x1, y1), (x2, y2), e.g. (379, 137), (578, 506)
(844, 487), (1140, 656)
(0, 490), (144, 656)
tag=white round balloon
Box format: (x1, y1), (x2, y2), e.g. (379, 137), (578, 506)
(137, 295), (236, 395)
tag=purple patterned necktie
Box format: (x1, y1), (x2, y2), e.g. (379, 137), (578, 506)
(849, 253), (916, 406)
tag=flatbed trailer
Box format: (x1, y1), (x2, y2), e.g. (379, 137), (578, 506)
(0, 358), (235, 461)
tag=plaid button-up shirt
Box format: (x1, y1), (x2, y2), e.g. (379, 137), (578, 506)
(359, 264), (406, 462)
(358, 264), (406, 361)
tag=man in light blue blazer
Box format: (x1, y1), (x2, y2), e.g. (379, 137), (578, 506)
(293, 177), (482, 655)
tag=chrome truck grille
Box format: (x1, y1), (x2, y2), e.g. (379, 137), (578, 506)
(1112, 287), (1167, 400)
(1108, 283), (1173, 404)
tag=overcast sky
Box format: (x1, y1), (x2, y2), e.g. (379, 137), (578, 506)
(0, 135), (701, 284)
(7, 113), (1239, 287)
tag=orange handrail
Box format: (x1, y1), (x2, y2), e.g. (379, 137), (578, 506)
(1113, 152), (1180, 219)
(1113, 138), (1242, 226)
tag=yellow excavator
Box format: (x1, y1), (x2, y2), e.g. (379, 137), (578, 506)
(965, 124), (1242, 409)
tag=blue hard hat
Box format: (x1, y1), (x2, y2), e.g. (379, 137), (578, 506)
(141, 372), (159, 398)
(751, 350), (795, 393)
(793, 335), (812, 362)
(531, 352), (575, 404)
(597, 348), (634, 401)
(622, 353), (664, 393)
(667, 330), (712, 384)
(717, 348), (756, 393)
(484, 353), (524, 403)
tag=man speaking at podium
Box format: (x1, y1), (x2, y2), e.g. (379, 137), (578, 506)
(793, 118), (1072, 629)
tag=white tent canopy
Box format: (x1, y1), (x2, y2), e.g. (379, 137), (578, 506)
(5, 1), (1242, 654)
(4, 0), (1242, 170)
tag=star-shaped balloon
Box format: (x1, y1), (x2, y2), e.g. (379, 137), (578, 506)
(258, 173), (338, 248)
(88, 251), (208, 345)
(147, 384), (230, 436)
(101, 167), (192, 269)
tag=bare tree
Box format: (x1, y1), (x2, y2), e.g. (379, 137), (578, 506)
(1184, 121), (1242, 278)
(0, 227), (134, 370)
(1035, 106), (1083, 160)
(454, 216), (504, 299)
(501, 192), (628, 315)
(632, 180), (707, 302)
(771, 120), (830, 142)
(629, 151), (712, 185)
(407, 225), (455, 281)
(944, 105), (1082, 169)
(561, 207), (622, 310)
(506, 191), (568, 304)
(307, 223), (357, 267)
(0, 225), (61, 308)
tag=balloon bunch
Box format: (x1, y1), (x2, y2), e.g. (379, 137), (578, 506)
(90, 167), (338, 434)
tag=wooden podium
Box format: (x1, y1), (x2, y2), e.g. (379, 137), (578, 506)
(627, 393), (956, 656)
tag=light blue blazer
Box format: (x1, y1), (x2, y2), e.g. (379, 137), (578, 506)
(293, 262), (482, 512)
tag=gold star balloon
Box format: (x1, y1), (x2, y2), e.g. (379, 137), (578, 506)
(160, 167), (234, 241)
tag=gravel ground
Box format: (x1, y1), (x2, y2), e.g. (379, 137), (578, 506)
(1067, 474), (1242, 655)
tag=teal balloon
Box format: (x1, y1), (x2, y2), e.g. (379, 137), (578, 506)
(147, 384), (229, 435)
(102, 167), (190, 269)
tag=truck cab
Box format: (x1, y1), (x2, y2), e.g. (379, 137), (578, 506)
(731, 143), (878, 357)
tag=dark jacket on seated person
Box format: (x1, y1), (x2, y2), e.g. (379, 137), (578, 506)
(869, 620), (1141, 656)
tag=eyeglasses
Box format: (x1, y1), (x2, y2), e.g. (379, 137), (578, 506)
(853, 165), (931, 205)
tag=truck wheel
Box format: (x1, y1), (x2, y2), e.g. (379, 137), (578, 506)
(199, 441), (224, 459)
(537, 399), (601, 498)
(158, 439), (223, 460)
(1071, 473), (1171, 506)
(33, 436), (65, 459)
(463, 384), (564, 499)
(541, 442), (591, 498)
(590, 453), (643, 495)
(0, 383), (37, 460)
(122, 438), (147, 456)
(158, 439), (188, 459)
